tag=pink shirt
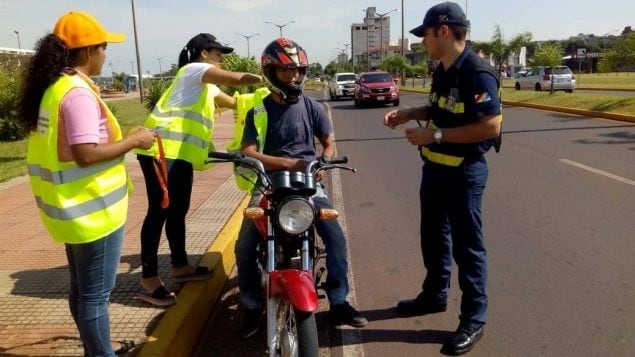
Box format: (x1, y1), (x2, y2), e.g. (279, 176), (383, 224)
(58, 87), (109, 161)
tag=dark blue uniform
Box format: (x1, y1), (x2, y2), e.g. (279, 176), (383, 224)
(418, 47), (501, 331)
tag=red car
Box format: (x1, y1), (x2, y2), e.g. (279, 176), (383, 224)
(354, 71), (400, 107)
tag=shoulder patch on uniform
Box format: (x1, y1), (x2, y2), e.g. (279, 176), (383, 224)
(474, 93), (491, 103)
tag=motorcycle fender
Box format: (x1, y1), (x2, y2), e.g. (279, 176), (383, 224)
(269, 270), (318, 313)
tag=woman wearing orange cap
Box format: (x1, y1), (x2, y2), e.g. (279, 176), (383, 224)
(17, 11), (154, 356)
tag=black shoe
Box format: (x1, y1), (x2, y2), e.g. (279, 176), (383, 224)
(329, 302), (368, 328)
(113, 339), (135, 355)
(441, 325), (484, 355)
(396, 294), (447, 317)
(239, 308), (262, 339)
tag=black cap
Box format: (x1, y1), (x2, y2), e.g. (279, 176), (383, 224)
(186, 33), (234, 54)
(410, 2), (469, 37)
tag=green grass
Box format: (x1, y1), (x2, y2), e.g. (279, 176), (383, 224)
(501, 89), (635, 116)
(0, 98), (148, 183)
(0, 139), (28, 182)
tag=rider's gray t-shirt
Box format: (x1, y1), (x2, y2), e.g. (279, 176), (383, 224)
(242, 94), (332, 162)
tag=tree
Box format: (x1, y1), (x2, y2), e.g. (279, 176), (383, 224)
(217, 53), (261, 94)
(598, 33), (635, 72)
(379, 55), (408, 81)
(531, 42), (563, 93)
(307, 62), (323, 79)
(489, 24), (532, 79)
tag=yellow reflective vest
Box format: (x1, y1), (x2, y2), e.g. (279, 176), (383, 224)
(26, 74), (129, 244)
(226, 87), (270, 191)
(135, 64), (218, 170)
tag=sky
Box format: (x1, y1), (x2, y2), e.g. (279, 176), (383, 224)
(1, 0), (634, 75)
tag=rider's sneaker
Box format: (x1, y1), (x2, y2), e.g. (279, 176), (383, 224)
(329, 301), (368, 328)
(239, 308), (262, 339)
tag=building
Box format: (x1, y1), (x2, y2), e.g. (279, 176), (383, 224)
(0, 47), (35, 68)
(351, 7), (394, 68)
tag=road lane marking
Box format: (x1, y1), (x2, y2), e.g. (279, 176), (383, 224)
(325, 101), (365, 357)
(559, 159), (635, 186)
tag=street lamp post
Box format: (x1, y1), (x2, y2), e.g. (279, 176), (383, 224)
(338, 42), (350, 70)
(376, 8), (399, 65)
(401, 0), (406, 85)
(236, 33), (260, 58)
(156, 57), (162, 78)
(13, 30), (21, 49)
(108, 62), (114, 89)
(130, 61), (134, 75)
(130, 0), (144, 101)
(265, 20), (295, 38)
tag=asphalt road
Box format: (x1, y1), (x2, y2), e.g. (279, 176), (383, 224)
(195, 90), (635, 356)
(329, 91), (635, 356)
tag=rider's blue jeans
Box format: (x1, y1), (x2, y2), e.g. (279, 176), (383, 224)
(419, 156), (489, 331)
(235, 184), (350, 309)
(65, 226), (123, 357)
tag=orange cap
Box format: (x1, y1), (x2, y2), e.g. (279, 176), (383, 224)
(53, 11), (126, 49)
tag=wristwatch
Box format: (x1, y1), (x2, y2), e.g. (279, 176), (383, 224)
(433, 128), (443, 144)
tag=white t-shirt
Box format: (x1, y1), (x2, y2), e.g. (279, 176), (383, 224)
(165, 62), (221, 107)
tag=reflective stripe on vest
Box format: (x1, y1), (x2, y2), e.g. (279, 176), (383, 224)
(26, 74), (128, 244)
(34, 183), (127, 220)
(27, 157), (123, 185)
(135, 64), (216, 170)
(419, 120), (465, 167)
(436, 96), (465, 114)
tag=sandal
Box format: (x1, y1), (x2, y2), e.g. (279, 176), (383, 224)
(173, 266), (214, 284)
(113, 339), (135, 355)
(136, 285), (177, 307)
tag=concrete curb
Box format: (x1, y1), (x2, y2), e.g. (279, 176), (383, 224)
(138, 195), (249, 357)
(399, 88), (635, 124)
(501, 100), (635, 123)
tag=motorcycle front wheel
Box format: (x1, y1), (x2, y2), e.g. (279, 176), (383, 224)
(274, 298), (318, 357)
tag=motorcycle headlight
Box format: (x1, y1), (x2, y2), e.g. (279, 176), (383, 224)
(277, 198), (315, 234)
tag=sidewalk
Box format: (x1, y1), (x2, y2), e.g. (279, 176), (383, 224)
(0, 109), (246, 356)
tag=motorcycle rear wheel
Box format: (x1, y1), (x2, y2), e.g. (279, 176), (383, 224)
(274, 299), (318, 357)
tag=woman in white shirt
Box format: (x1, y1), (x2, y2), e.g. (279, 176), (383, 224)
(136, 33), (262, 307)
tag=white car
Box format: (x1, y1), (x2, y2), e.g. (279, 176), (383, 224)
(514, 66), (575, 93)
(328, 72), (357, 100)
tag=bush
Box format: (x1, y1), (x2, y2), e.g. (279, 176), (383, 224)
(144, 78), (172, 111)
(0, 66), (26, 140)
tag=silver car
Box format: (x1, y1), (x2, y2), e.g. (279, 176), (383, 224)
(514, 66), (576, 93)
(328, 72), (357, 100)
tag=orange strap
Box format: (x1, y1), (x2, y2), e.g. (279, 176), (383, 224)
(152, 133), (169, 209)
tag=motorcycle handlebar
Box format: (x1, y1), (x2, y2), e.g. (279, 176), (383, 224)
(208, 151), (243, 161)
(207, 151), (355, 187)
(320, 156), (348, 165)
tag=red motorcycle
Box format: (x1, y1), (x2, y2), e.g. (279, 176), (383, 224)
(208, 151), (354, 357)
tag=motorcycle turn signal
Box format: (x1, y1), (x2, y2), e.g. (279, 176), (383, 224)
(243, 207), (265, 219)
(318, 208), (339, 220)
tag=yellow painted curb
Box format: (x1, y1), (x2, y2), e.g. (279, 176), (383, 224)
(399, 88), (635, 124)
(138, 195), (249, 357)
(501, 100), (635, 123)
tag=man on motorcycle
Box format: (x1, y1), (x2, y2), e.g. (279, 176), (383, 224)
(235, 38), (367, 338)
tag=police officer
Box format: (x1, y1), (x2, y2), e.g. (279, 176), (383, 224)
(384, 2), (502, 355)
